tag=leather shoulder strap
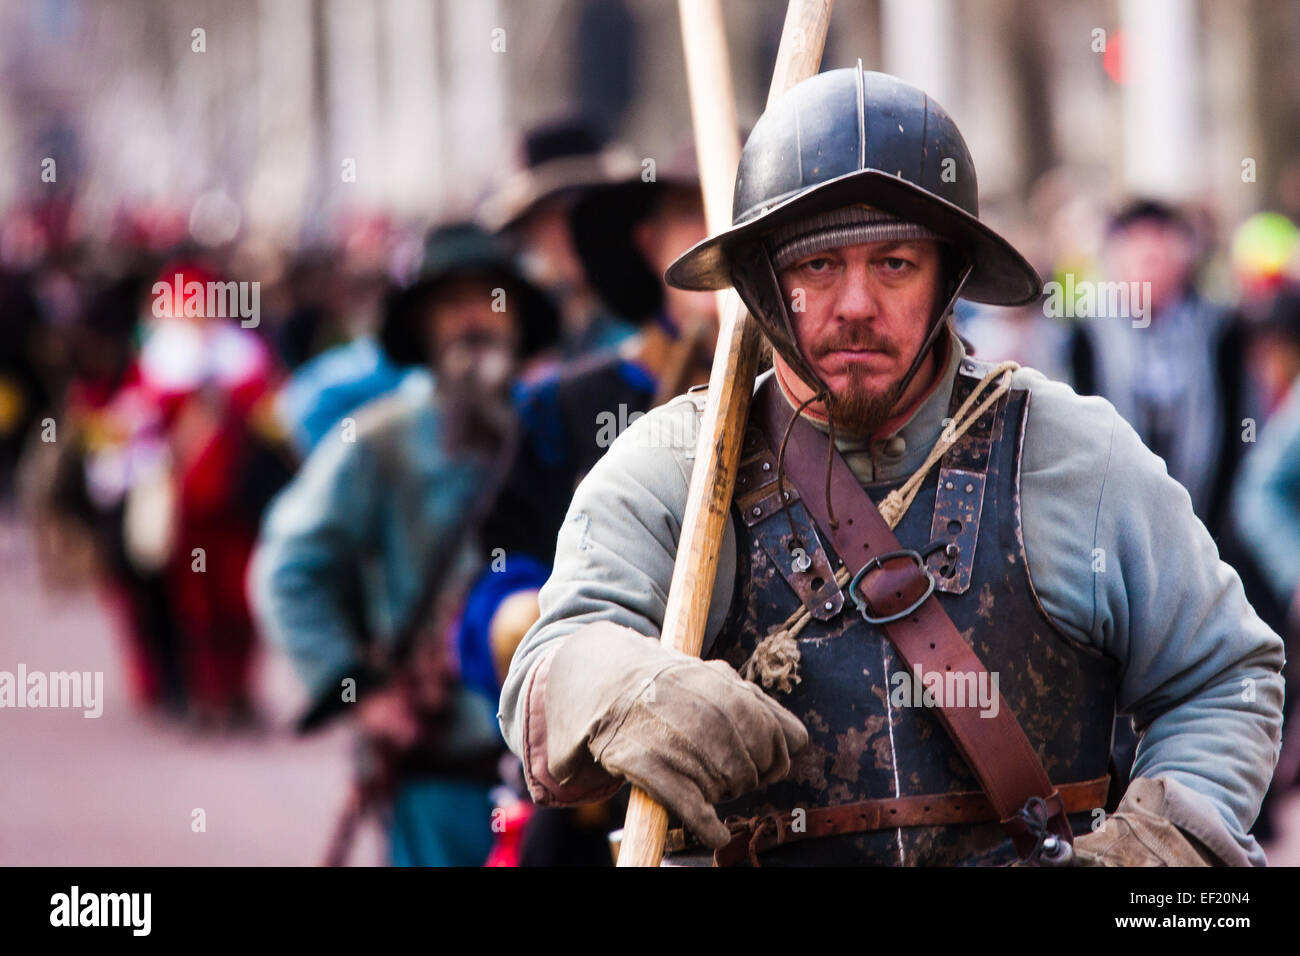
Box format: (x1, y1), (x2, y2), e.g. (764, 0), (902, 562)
(751, 376), (1072, 858)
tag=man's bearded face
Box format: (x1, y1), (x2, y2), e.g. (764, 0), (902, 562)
(777, 238), (944, 435)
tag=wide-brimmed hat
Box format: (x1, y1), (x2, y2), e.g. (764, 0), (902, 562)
(380, 222), (560, 366)
(570, 144), (702, 324)
(480, 119), (643, 233)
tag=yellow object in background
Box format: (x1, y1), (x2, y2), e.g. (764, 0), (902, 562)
(0, 375), (26, 436)
(488, 588), (542, 687)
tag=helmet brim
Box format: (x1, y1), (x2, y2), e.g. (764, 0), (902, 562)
(665, 167), (1042, 307)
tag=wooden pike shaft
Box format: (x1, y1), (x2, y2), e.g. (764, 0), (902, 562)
(616, 0), (834, 868)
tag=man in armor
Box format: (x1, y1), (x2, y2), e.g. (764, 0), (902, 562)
(498, 68), (1284, 866)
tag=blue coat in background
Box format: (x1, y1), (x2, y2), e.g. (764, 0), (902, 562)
(250, 378), (502, 866)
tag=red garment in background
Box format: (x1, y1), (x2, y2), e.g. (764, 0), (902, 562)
(136, 310), (278, 719)
(483, 801), (534, 867)
(166, 407), (262, 715)
(68, 369), (183, 710)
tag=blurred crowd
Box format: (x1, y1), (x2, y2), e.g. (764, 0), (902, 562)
(4, 116), (1300, 865)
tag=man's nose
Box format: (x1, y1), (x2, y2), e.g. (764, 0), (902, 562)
(834, 264), (878, 322)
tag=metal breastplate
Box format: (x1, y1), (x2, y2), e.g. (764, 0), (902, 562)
(695, 362), (1119, 866)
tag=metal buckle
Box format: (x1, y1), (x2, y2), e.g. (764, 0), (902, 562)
(849, 548), (937, 624)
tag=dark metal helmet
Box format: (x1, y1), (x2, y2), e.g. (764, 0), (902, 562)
(665, 67), (1040, 394)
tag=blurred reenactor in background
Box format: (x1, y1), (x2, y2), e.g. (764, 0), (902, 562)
(1069, 200), (1257, 539)
(37, 261), (287, 727)
(483, 118), (643, 360)
(1067, 199), (1282, 796)
(136, 260), (286, 729)
(1234, 283), (1300, 841)
(40, 271), (190, 715)
(457, 146), (718, 864)
(249, 222), (559, 866)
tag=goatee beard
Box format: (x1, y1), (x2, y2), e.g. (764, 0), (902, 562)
(825, 367), (905, 437)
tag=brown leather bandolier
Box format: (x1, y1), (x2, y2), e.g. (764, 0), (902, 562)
(667, 777), (1109, 867)
(739, 378), (1077, 862)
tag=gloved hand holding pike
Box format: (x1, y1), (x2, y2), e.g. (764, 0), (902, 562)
(499, 59), (1285, 865)
(544, 622), (808, 851)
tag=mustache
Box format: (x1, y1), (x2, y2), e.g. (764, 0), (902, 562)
(812, 333), (897, 359)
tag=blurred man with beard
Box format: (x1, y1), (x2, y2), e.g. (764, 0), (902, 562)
(250, 223), (558, 865)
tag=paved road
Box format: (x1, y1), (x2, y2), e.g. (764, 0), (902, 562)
(1, 513), (1297, 866)
(0, 516), (381, 866)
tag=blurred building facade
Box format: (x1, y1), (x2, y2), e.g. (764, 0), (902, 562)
(1, 0), (1298, 255)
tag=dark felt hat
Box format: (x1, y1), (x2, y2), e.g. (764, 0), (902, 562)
(480, 118), (643, 233)
(380, 222), (560, 366)
(569, 143), (702, 324)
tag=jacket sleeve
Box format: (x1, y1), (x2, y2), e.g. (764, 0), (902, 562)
(1233, 384), (1300, 608)
(497, 395), (739, 804)
(1016, 369), (1286, 865)
(248, 428), (386, 725)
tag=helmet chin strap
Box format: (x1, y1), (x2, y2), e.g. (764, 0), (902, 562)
(893, 261), (973, 403)
(763, 244), (974, 413)
(759, 241), (832, 399)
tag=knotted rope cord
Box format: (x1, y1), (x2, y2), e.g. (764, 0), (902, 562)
(740, 361), (1020, 692)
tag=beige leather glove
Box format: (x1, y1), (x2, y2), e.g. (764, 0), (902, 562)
(544, 622), (809, 848)
(1070, 776), (1214, 866)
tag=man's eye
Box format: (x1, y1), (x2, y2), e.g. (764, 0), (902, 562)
(802, 257), (831, 272)
(881, 257), (913, 272)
